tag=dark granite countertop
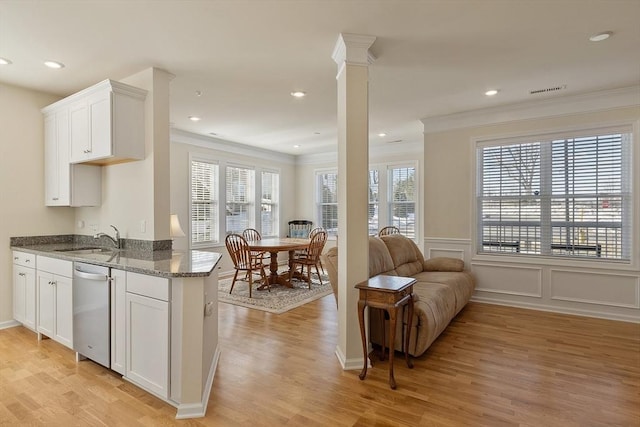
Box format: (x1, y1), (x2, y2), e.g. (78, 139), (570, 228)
(11, 242), (222, 278)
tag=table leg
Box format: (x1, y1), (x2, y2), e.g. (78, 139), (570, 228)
(388, 306), (397, 390)
(357, 299), (368, 381)
(404, 294), (414, 369)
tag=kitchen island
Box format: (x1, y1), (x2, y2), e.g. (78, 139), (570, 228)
(10, 237), (222, 419)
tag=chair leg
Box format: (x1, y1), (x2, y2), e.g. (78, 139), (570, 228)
(315, 264), (323, 285)
(248, 270), (253, 298)
(307, 265), (312, 289)
(229, 270), (240, 294)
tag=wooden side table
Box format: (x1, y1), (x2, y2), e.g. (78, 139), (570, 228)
(355, 275), (416, 389)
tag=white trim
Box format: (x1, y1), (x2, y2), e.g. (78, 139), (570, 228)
(0, 320), (20, 330)
(424, 237), (472, 245)
(549, 269), (640, 309)
(473, 262), (543, 298)
(334, 345), (365, 371)
(172, 128), (295, 165)
(332, 33), (377, 67)
(427, 248), (465, 259)
(422, 86), (640, 134)
(175, 345), (220, 419)
(471, 299), (640, 324)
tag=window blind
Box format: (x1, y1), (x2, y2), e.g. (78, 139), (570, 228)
(368, 170), (379, 235)
(477, 130), (632, 260)
(226, 166), (255, 234)
(317, 172), (338, 236)
(191, 160), (219, 245)
(389, 166), (416, 238)
(261, 171), (279, 237)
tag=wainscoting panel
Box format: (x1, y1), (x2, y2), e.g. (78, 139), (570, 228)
(473, 263), (543, 297)
(550, 269), (640, 309)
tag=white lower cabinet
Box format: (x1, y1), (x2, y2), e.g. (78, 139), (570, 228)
(13, 251), (36, 331)
(125, 272), (170, 399)
(36, 256), (73, 349)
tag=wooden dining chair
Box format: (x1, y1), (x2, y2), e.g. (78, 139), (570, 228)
(308, 227), (326, 273)
(378, 226), (401, 237)
(225, 233), (268, 298)
(289, 230), (327, 289)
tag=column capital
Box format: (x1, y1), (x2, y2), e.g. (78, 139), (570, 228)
(332, 33), (376, 67)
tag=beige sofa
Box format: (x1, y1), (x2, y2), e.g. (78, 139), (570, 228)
(323, 234), (475, 357)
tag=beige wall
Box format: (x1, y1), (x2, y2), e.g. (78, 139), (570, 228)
(0, 83), (75, 324)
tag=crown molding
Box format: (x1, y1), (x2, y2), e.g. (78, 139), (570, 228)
(170, 128), (296, 165)
(421, 86), (640, 134)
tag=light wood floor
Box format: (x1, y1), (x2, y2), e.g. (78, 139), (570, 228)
(1, 297), (638, 426)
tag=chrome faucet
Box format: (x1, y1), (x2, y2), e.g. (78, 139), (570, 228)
(94, 225), (121, 250)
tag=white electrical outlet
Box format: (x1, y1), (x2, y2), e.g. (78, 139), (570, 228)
(140, 220), (146, 233)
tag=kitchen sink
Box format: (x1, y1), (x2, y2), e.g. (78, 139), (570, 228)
(55, 247), (117, 255)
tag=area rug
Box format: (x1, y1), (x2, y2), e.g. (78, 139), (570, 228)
(218, 271), (332, 314)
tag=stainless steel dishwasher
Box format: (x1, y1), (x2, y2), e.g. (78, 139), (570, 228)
(73, 262), (110, 368)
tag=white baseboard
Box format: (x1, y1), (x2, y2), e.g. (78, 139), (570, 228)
(175, 345), (221, 419)
(335, 345), (368, 371)
(471, 296), (640, 323)
(0, 320), (20, 330)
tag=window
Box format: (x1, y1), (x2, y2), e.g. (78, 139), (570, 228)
(190, 159), (219, 246)
(388, 166), (416, 238)
(226, 166), (255, 234)
(477, 128), (632, 261)
(190, 157), (280, 246)
(317, 172), (338, 236)
(368, 170), (379, 235)
(316, 163), (418, 239)
(261, 171), (279, 237)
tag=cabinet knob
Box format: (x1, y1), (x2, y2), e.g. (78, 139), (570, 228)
(52, 197), (59, 201)
(83, 149), (92, 154)
(14, 257), (18, 260)
(25, 259), (30, 263)
(18, 272), (25, 277)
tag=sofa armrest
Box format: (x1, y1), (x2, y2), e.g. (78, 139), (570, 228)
(423, 257), (464, 272)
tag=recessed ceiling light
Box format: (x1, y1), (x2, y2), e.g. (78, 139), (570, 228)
(0, 57), (12, 65)
(189, 116), (201, 122)
(589, 31), (613, 42)
(378, 133), (387, 137)
(293, 145), (300, 148)
(195, 90), (202, 97)
(291, 91), (306, 98)
(485, 89), (499, 96)
(44, 60), (65, 69)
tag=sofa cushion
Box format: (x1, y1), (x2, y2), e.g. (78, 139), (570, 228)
(413, 271), (475, 314)
(424, 257), (464, 272)
(381, 234), (424, 276)
(369, 236), (396, 277)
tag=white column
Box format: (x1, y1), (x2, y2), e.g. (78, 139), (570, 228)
(332, 33), (376, 369)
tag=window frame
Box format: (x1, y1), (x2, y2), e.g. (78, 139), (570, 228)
(189, 155), (220, 248)
(189, 154), (281, 248)
(315, 161), (419, 240)
(473, 124), (635, 265)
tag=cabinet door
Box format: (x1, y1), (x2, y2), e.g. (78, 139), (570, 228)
(54, 274), (73, 349)
(13, 265), (26, 324)
(69, 101), (89, 163)
(37, 272), (55, 338)
(110, 269), (126, 375)
(23, 267), (37, 330)
(88, 91), (112, 160)
(43, 114), (61, 205)
(125, 292), (170, 398)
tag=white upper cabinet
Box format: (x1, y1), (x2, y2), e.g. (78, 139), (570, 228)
(46, 79), (147, 165)
(43, 108), (101, 207)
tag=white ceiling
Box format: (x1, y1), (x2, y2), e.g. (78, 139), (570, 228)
(1, 1), (638, 155)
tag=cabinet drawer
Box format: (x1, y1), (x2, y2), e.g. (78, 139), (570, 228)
(126, 272), (170, 301)
(36, 256), (72, 277)
(13, 251), (36, 268)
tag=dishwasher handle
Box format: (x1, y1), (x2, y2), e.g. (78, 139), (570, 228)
(74, 269), (109, 281)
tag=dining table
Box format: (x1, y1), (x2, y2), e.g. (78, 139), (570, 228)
(247, 237), (310, 288)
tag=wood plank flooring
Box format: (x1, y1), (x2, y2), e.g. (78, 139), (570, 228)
(1, 297), (638, 426)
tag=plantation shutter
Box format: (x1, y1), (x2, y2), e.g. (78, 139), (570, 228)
(191, 160), (218, 245)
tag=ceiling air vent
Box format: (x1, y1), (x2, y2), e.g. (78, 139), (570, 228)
(529, 85), (567, 95)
